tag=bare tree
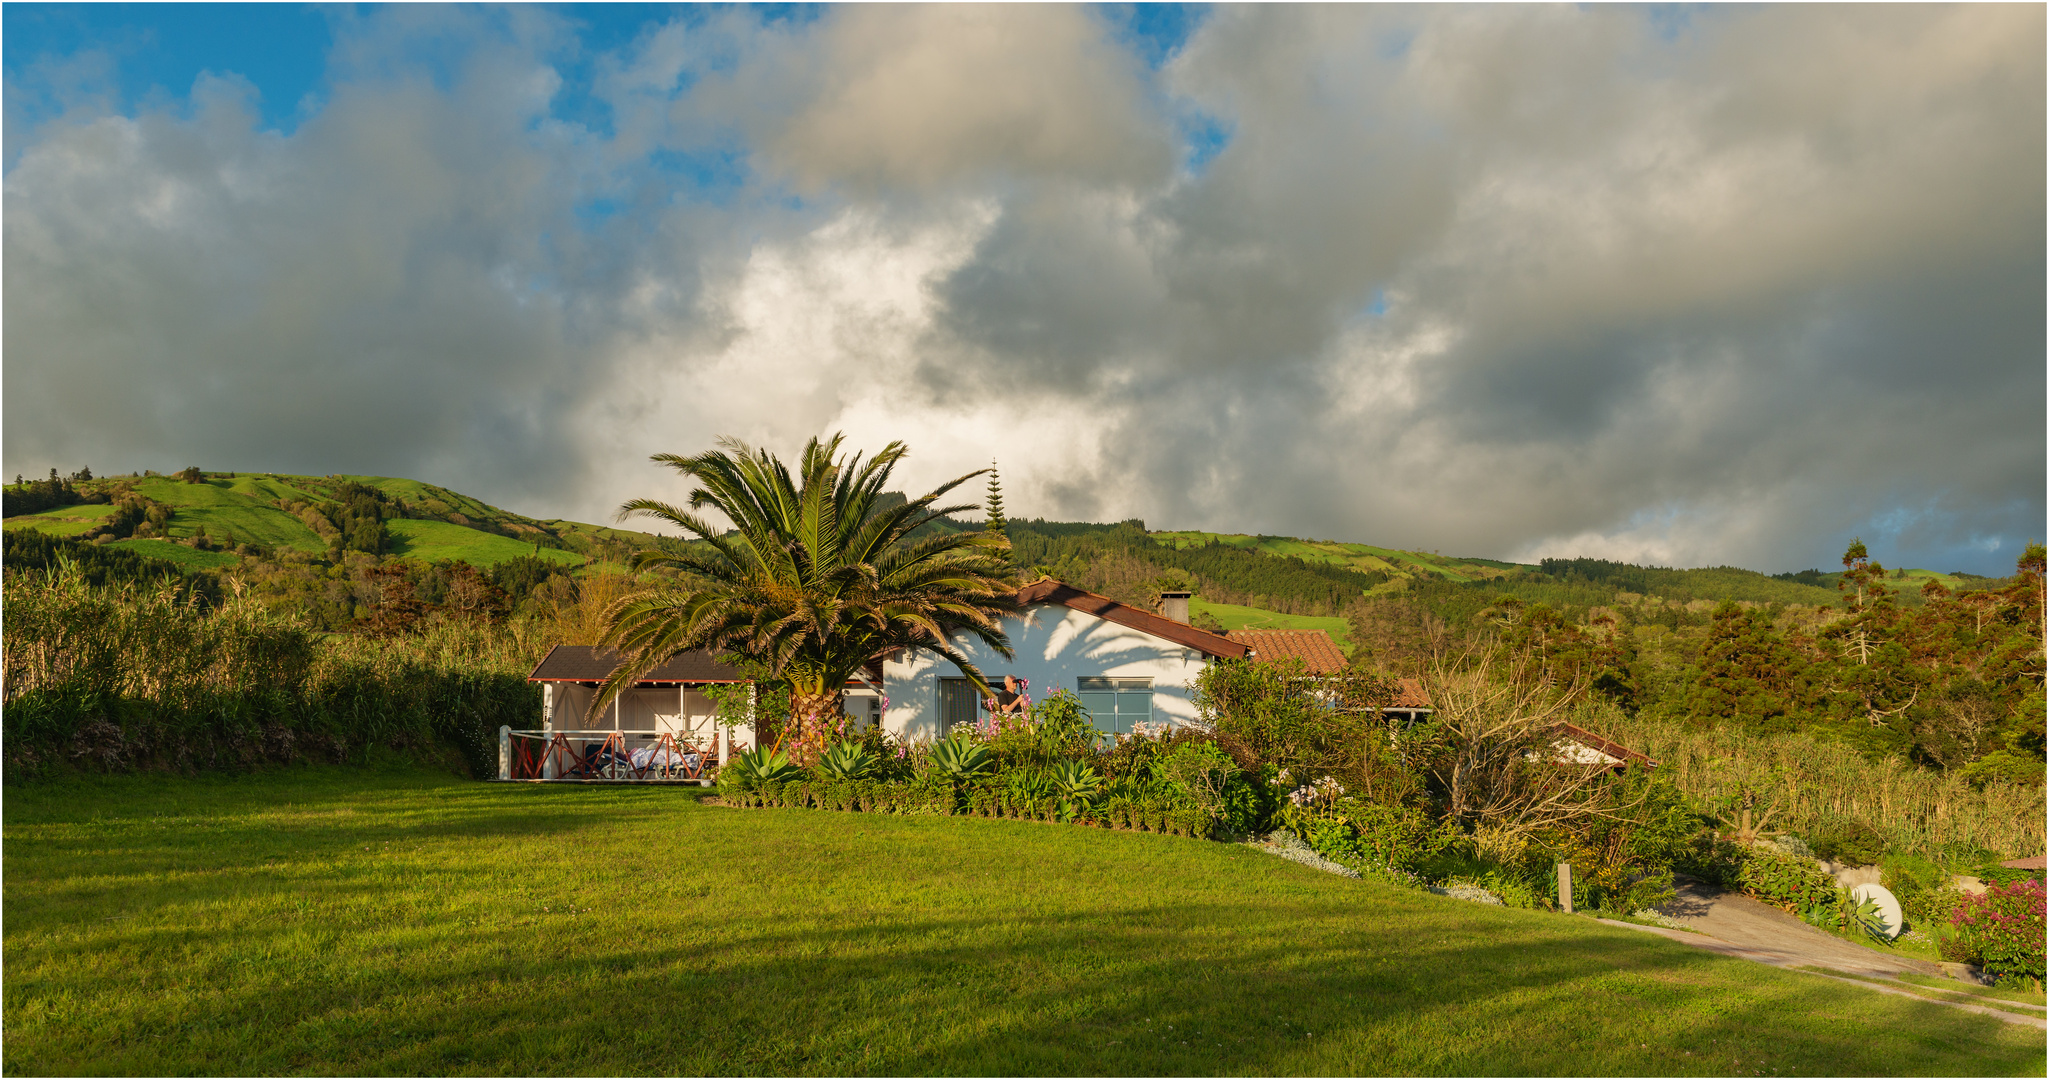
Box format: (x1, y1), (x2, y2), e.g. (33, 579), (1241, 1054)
(1421, 649), (1644, 847)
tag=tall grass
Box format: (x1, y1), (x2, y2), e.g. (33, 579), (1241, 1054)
(2, 567), (552, 779)
(1585, 704), (2045, 862)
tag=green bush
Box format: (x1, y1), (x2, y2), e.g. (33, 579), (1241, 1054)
(1808, 819), (1885, 866)
(1736, 846), (1838, 912)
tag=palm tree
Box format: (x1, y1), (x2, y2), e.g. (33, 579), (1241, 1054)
(592, 434), (1018, 764)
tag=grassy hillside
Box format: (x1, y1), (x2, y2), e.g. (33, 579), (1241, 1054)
(5, 767), (2038, 1076)
(1153, 530), (1520, 585)
(2, 502), (118, 537)
(104, 538), (240, 570)
(385, 519), (584, 568)
(1190, 598), (1356, 655)
(0, 471), (680, 569)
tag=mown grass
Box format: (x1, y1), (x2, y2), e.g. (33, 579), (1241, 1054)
(5, 767), (2041, 1077)
(384, 519), (585, 568)
(1190, 598), (1356, 655)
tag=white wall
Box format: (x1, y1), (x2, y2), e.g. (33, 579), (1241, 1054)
(880, 604), (1209, 743)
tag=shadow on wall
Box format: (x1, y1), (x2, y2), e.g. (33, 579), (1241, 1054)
(884, 605), (1210, 743)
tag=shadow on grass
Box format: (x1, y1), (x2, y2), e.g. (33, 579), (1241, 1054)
(4, 776), (2042, 1077)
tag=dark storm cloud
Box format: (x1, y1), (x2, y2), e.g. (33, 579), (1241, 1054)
(4, 4), (2040, 573)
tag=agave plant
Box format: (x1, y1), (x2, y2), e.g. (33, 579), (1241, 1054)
(722, 746), (804, 790)
(817, 742), (880, 782)
(928, 735), (995, 781)
(1053, 760), (1104, 801)
(1850, 897), (1892, 941)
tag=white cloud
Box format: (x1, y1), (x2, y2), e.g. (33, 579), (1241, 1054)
(4, 4), (2040, 574)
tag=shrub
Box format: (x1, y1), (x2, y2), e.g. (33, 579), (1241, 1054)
(1736, 846), (1839, 912)
(1942, 880), (2047, 980)
(1809, 819), (1886, 866)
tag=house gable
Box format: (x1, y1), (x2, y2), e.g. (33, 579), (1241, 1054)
(1014, 579), (1248, 659)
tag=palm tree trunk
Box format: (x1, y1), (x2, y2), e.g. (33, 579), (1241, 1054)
(786, 685), (841, 767)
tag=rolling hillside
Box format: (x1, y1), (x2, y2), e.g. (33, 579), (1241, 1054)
(3, 471), (1991, 627)
(2, 471), (665, 568)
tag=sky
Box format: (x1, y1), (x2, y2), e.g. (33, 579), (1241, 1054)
(4, 3), (2042, 576)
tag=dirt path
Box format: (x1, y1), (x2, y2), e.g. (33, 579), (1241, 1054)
(1596, 877), (2046, 1029)
(1647, 876), (1941, 978)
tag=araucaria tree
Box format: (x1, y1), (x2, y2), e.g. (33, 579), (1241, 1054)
(593, 434), (1019, 764)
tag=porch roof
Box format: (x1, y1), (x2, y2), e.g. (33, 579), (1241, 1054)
(526, 645), (747, 685)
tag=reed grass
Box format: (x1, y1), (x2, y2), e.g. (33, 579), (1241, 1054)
(1, 567), (554, 779)
(1585, 704), (2044, 862)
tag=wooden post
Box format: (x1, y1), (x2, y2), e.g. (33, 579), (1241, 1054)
(498, 725), (511, 781)
(541, 684), (556, 779)
(1558, 862), (1574, 913)
(719, 686), (733, 765)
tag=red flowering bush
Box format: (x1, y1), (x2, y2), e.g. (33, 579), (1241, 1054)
(1940, 879), (2046, 981)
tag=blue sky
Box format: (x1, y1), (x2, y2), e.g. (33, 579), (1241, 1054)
(4, 4), (2041, 576)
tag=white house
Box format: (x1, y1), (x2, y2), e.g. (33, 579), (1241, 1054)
(878, 579), (1248, 742)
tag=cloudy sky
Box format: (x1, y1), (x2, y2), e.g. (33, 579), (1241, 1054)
(5, 4), (2042, 575)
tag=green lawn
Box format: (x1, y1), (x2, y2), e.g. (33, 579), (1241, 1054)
(385, 519), (585, 568)
(1192, 598), (1356, 654)
(5, 767), (2039, 1076)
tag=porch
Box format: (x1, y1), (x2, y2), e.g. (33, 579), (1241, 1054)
(497, 645), (753, 785)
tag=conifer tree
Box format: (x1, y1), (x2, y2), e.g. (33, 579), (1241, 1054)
(984, 459), (1007, 537)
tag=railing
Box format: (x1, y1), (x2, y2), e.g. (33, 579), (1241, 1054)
(498, 728), (721, 784)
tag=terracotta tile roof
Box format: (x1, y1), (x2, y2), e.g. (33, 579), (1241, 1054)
(1015, 579), (1249, 659)
(526, 645), (747, 684)
(1228, 629), (1349, 674)
(1550, 721), (1656, 769)
(1389, 678), (1431, 709)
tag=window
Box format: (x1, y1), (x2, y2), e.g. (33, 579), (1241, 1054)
(937, 678), (980, 733)
(1077, 677), (1152, 735)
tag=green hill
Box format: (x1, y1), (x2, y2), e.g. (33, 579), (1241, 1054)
(385, 519), (583, 568)
(1188, 598), (1356, 654)
(2, 471), (673, 569)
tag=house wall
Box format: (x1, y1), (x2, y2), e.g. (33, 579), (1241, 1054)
(880, 604), (1211, 743)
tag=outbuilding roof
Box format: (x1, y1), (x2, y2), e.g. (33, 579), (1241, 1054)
(1389, 678), (1432, 710)
(1228, 628), (1349, 674)
(1550, 721), (1657, 769)
(526, 645), (746, 684)
(1015, 579), (1250, 659)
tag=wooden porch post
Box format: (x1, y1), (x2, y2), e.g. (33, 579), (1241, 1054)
(541, 683), (556, 779)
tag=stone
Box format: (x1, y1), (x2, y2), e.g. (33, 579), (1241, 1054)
(1819, 859), (1882, 888)
(1938, 961), (1995, 986)
(1428, 884), (1504, 906)
(1851, 883), (1905, 940)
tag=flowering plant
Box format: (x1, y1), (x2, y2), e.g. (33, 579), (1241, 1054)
(1943, 878), (2046, 980)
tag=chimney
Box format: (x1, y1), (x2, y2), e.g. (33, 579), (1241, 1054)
(1157, 590), (1192, 624)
